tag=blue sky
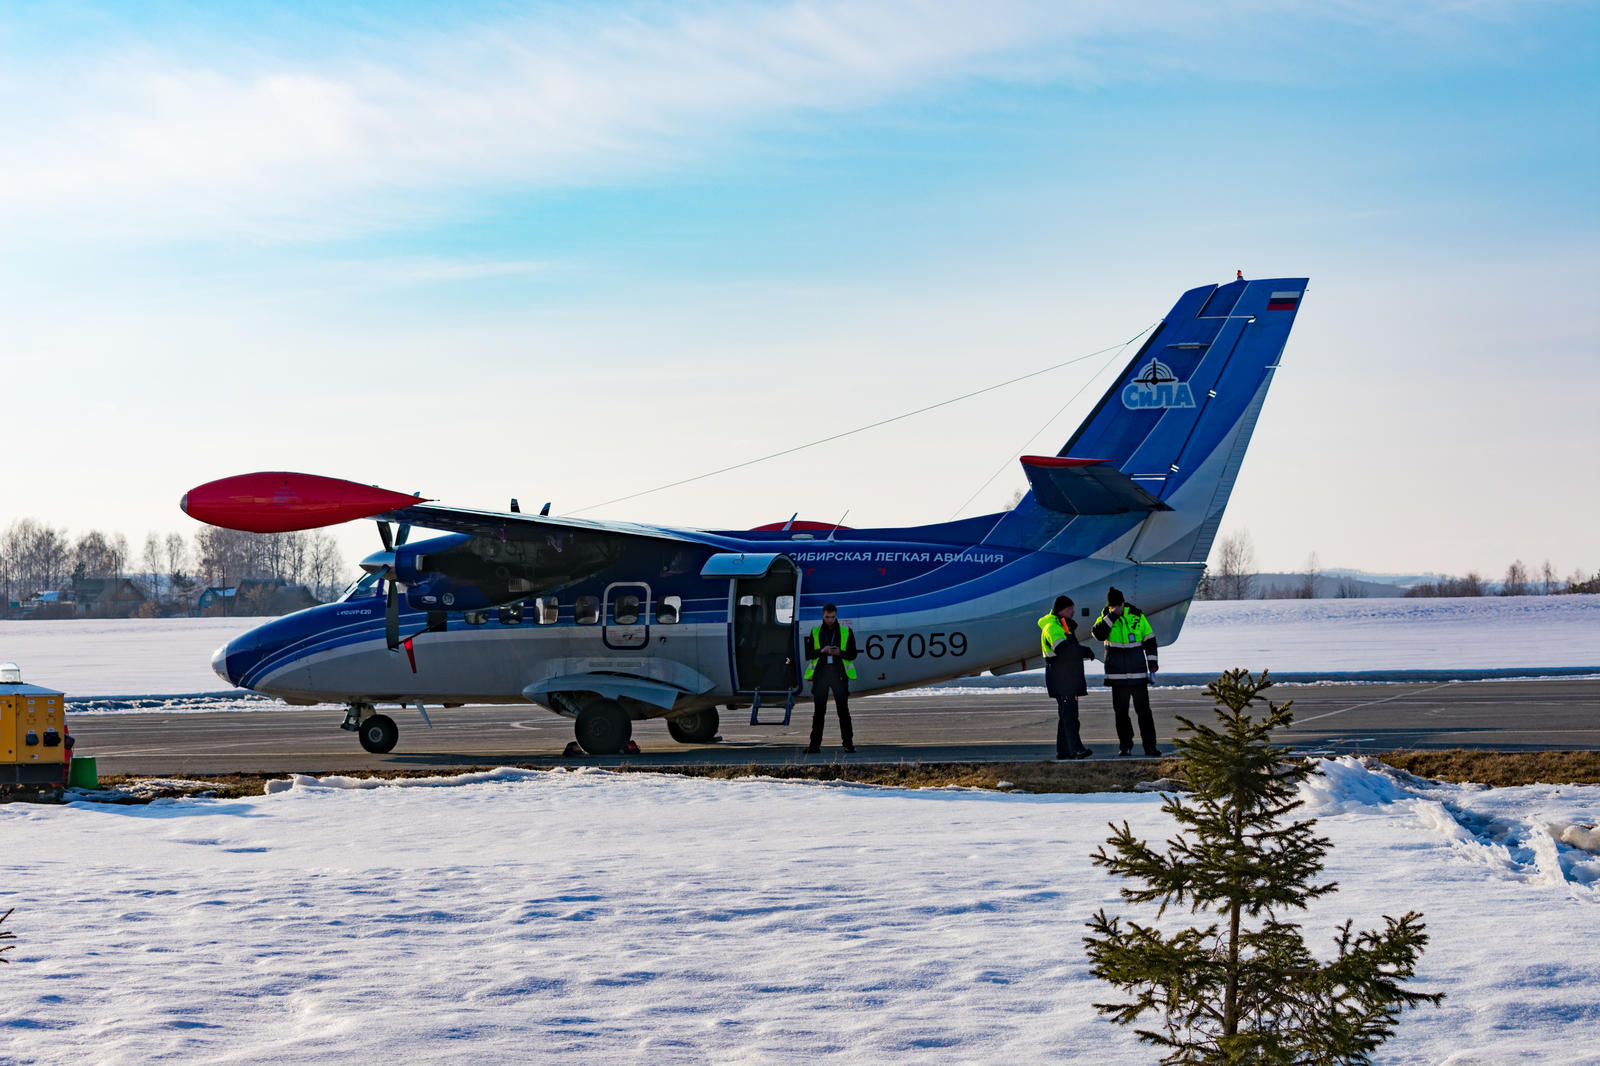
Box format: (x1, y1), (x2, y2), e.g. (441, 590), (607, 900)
(2, 0), (1595, 578)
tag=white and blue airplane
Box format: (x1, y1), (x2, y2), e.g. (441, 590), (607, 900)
(187, 276), (1307, 755)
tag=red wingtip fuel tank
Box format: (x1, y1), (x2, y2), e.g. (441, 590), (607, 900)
(180, 473), (427, 534)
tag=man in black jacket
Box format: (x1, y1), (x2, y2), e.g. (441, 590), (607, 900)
(1041, 595), (1096, 760)
(804, 603), (858, 753)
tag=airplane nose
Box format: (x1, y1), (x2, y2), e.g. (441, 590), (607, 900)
(211, 643), (233, 686)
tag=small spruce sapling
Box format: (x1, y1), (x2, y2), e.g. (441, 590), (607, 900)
(1084, 669), (1442, 1064)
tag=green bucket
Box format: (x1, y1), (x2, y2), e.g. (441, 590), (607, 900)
(67, 756), (98, 790)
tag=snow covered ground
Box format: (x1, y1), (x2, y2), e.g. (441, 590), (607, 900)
(1167, 595), (1600, 673)
(1, 595), (1596, 699)
(2, 761), (1597, 1063)
(0, 618), (255, 696)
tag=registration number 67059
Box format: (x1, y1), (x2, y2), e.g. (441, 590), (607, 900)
(863, 632), (967, 660)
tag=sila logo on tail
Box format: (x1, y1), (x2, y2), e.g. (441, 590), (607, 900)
(1122, 359), (1197, 410)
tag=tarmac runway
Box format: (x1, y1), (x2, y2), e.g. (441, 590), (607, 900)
(65, 677), (1600, 776)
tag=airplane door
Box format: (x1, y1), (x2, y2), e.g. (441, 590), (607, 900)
(729, 558), (800, 697)
(603, 582), (650, 650)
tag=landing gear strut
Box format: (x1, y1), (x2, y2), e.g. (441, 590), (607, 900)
(343, 702), (399, 754)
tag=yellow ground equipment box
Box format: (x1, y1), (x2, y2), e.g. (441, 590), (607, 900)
(1, 662), (69, 787)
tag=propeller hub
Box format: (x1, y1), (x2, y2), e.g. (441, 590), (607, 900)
(359, 550), (396, 575)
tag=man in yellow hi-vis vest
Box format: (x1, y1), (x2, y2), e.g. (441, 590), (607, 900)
(804, 603), (859, 754)
(1091, 586), (1161, 757)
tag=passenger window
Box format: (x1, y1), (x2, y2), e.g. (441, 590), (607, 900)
(613, 593), (641, 625)
(775, 595), (794, 625)
(499, 605), (523, 625)
(575, 596), (600, 625)
(535, 597), (559, 624)
(657, 595), (681, 624)
(464, 611), (488, 626)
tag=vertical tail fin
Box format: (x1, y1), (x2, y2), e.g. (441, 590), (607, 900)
(985, 277), (1307, 560)
(1067, 276), (1307, 562)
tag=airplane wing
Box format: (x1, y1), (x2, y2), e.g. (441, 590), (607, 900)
(380, 502), (698, 546)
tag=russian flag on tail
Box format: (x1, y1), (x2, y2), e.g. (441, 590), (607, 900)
(1267, 290), (1301, 311)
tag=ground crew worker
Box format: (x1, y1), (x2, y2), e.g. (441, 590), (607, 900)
(1040, 595), (1095, 760)
(1092, 586), (1161, 757)
(804, 603), (858, 754)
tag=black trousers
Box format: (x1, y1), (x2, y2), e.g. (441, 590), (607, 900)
(810, 674), (853, 747)
(1111, 683), (1158, 754)
(1055, 697), (1084, 757)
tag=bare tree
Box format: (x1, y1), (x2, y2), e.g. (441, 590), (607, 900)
(1500, 560), (1529, 596)
(139, 533), (164, 601)
(1539, 560), (1557, 596)
(308, 530), (346, 601)
(1297, 552), (1321, 599)
(164, 533), (189, 579)
(1337, 577), (1368, 598)
(72, 530), (128, 580)
(1, 519), (70, 599)
(1459, 571), (1486, 596)
(1213, 530), (1257, 600)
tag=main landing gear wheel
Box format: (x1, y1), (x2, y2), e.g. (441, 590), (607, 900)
(575, 700), (632, 756)
(358, 714), (399, 754)
(667, 708), (719, 744)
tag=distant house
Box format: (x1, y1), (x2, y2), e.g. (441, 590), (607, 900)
(197, 586), (236, 617)
(21, 590), (76, 620)
(72, 578), (149, 619)
(200, 579), (321, 617)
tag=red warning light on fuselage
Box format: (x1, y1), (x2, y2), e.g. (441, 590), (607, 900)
(180, 472), (426, 534)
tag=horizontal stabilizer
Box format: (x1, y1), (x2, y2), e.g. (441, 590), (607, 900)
(1019, 456), (1172, 515)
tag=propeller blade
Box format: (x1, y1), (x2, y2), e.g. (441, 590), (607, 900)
(378, 522), (395, 552)
(395, 523), (411, 547)
(385, 571), (399, 650)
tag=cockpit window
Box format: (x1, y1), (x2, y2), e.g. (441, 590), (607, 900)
(339, 572), (383, 601)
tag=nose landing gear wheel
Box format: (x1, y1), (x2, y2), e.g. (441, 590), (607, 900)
(358, 714), (399, 754)
(575, 699), (632, 755)
(667, 708), (719, 744)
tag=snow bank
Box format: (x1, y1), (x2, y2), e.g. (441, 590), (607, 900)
(2, 768), (1598, 1063)
(1295, 756), (1600, 895)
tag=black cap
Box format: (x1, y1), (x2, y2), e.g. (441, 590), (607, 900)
(1106, 586), (1125, 606)
(1052, 595), (1073, 614)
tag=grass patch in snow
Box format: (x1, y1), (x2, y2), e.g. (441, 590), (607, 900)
(58, 750), (1600, 804)
(66, 759), (1186, 802)
(607, 759), (1189, 793)
(1377, 748), (1600, 787)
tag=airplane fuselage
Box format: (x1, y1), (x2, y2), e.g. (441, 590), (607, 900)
(216, 523), (1200, 715)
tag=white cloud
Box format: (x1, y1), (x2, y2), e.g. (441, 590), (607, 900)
(0, 0), (1544, 241)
